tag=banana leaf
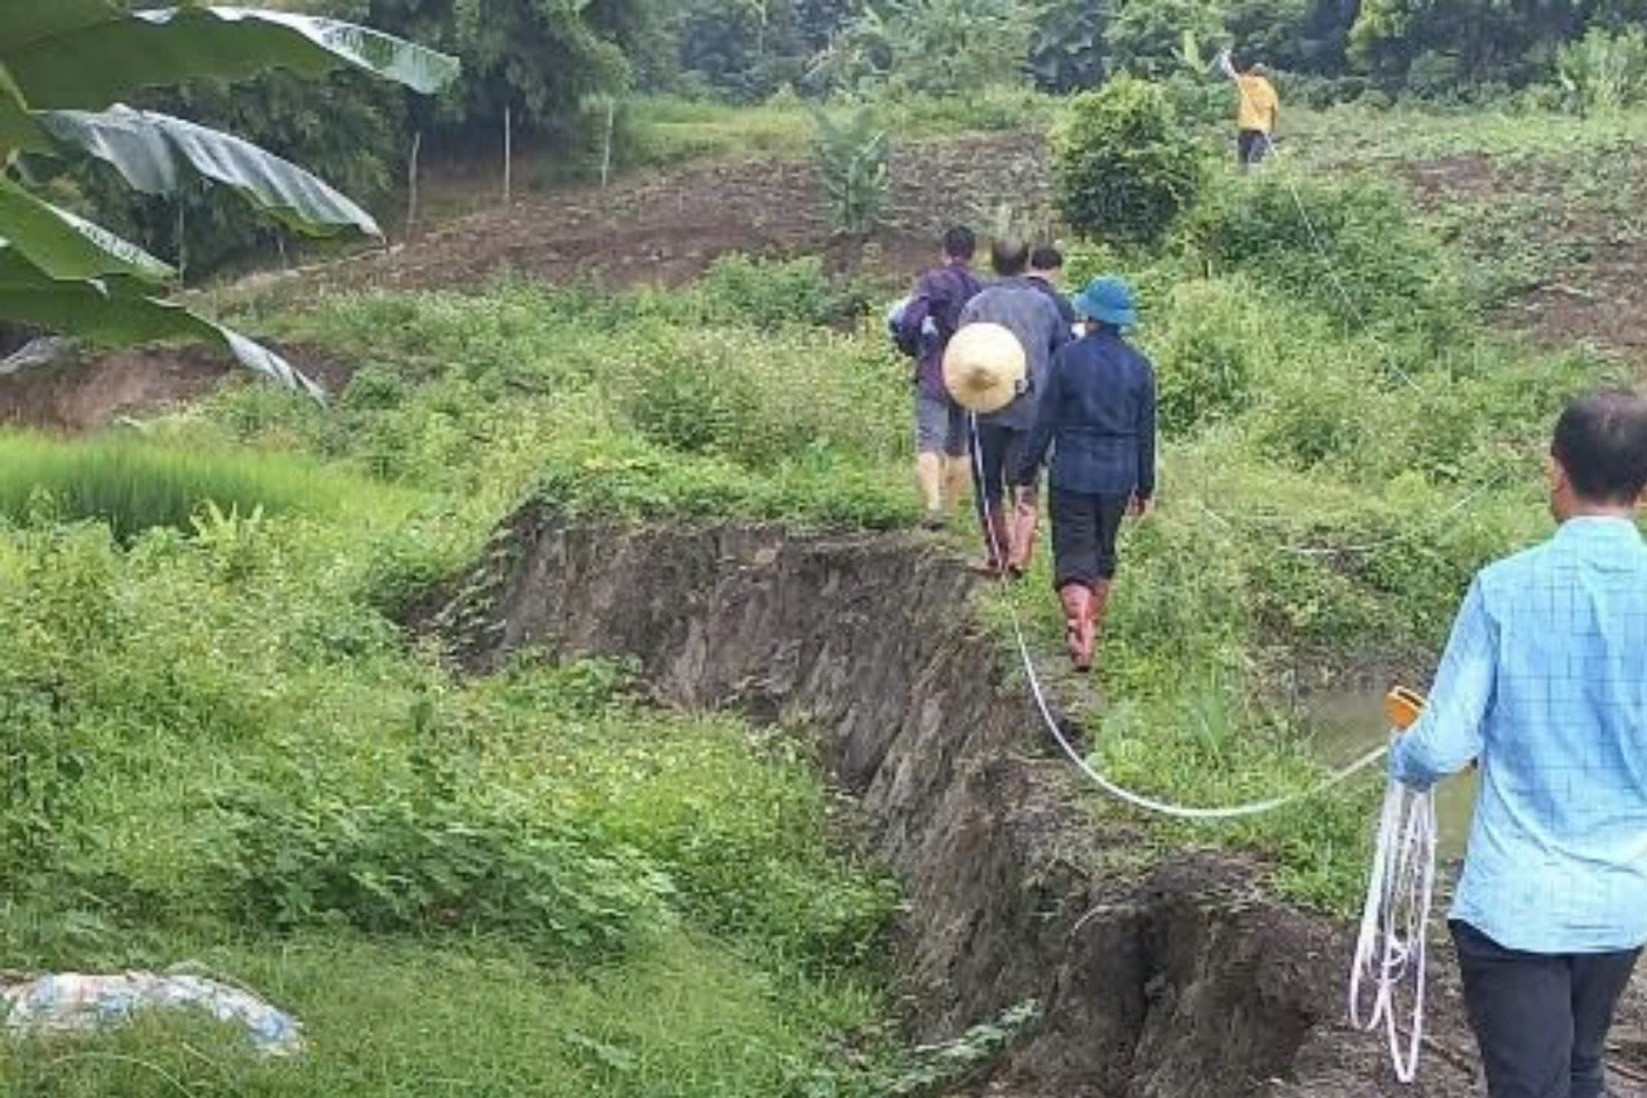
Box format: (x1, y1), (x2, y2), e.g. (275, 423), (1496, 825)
(1, 4), (459, 110)
(0, 174), (174, 283)
(0, 245), (321, 399)
(39, 106), (381, 238)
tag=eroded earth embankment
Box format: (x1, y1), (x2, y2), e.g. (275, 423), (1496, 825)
(423, 504), (1485, 1098)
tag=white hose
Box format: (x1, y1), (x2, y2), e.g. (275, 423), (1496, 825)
(1349, 771), (1438, 1084)
(965, 413), (1436, 1081)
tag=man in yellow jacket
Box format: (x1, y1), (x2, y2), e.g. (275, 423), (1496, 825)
(1230, 60), (1278, 170)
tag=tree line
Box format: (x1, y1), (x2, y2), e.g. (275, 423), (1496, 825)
(76, 0), (1647, 278)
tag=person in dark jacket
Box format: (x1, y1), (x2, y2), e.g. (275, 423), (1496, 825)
(958, 237), (1072, 576)
(1015, 277), (1157, 672)
(1027, 245), (1078, 330)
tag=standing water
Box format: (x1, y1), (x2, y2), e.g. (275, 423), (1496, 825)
(1303, 689), (1478, 861)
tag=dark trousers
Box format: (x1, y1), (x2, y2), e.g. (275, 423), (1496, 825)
(1452, 920), (1642, 1098)
(1049, 488), (1130, 589)
(973, 422), (1032, 513)
(1238, 128), (1270, 167)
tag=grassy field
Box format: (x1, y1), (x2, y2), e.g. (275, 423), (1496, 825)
(3, 92), (1643, 1094)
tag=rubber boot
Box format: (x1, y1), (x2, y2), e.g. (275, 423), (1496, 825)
(972, 507), (1012, 575)
(1059, 584), (1095, 672)
(1005, 492), (1039, 579)
(1087, 579), (1113, 670)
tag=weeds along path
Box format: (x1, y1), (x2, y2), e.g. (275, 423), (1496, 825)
(420, 506), (1499, 1098)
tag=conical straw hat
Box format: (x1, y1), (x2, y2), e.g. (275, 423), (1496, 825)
(943, 322), (1026, 415)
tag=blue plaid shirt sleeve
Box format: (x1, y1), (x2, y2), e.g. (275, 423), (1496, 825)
(1391, 578), (1494, 790)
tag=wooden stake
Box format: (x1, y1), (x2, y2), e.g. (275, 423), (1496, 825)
(600, 99), (616, 189)
(406, 130), (422, 240)
(502, 105), (513, 207)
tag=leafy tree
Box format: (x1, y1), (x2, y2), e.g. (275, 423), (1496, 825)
(1030, 0), (1112, 92)
(811, 0), (1035, 97)
(364, 0), (662, 145)
(1054, 76), (1202, 247)
(0, 1), (457, 395)
(671, 0), (851, 102)
(1349, 0), (1647, 88)
(1105, 0), (1224, 78)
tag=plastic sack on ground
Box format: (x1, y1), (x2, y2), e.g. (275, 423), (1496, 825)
(1, 971), (305, 1057)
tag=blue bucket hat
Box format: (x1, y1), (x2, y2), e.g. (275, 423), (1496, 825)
(1072, 277), (1138, 328)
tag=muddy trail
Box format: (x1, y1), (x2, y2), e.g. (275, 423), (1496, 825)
(414, 506), (1647, 1097)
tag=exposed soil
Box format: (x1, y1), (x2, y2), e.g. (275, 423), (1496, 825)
(412, 508), (1647, 1098)
(1390, 149), (1647, 363)
(296, 130), (1052, 294)
(0, 343), (349, 434)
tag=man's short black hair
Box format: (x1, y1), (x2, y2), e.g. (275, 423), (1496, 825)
(991, 237), (1030, 277)
(943, 226), (976, 261)
(1552, 388), (1647, 504)
(1030, 244), (1064, 272)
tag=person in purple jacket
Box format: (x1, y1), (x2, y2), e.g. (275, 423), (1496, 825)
(898, 227), (985, 530)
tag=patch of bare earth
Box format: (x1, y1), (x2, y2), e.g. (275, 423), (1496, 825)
(1394, 150), (1647, 364)
(298, 130), (1052, 294)
(0, 343), (349, 434)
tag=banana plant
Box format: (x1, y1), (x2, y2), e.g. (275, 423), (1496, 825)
(0, 2), (459, 399)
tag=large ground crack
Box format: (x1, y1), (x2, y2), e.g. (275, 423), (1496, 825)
(424, 505), (1473, 1097)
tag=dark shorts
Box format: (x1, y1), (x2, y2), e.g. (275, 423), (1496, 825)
(1049, 488), (1130, 588)
(972, 421), (1033, 508)
(1238, 129), (1270, 166)
(1452, 920), (1642, 1098)
(914, 391), (968, 458)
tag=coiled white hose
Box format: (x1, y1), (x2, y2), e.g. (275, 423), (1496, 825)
(1349, 771), (1438, 1084)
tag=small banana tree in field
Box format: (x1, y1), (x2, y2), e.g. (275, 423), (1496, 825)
(0, 2), (459, 399)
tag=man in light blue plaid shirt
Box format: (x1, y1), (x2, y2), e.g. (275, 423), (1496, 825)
(1392, 389), (1647, 1098)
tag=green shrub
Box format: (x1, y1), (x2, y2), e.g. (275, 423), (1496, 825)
(220, 784), (675, 960)
(1144, 279), (1261, 433)
(1556, 26), (1647, 115)
(1055, 77), (1204, 246)
(1180, 168), (1469, 338)
(700, 254), (844, 327)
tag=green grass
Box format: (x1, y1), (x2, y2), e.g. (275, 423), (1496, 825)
(0, 432), (398, 542)
(626, 86), (1056, 167)
(0, 931), (882, 1098)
